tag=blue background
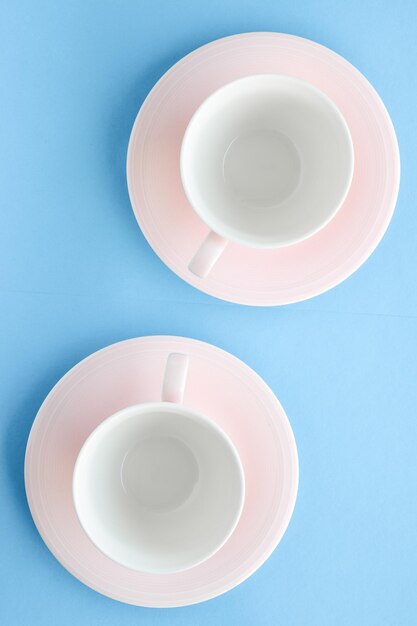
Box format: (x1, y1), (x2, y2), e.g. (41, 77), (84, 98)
(1, 1), (416, 624)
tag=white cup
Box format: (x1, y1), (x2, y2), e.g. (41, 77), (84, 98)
(181, 74), (354, 277)
(73, 353), (245, 574)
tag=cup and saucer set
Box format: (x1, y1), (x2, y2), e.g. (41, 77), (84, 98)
(25, 33), (399, 607)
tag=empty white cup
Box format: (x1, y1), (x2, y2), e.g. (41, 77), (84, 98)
(73, 353), (245, 574)
(181, 74), (354, 277)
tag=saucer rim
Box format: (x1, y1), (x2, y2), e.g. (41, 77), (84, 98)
(25, 335), (299, 607)
(127, 32), (400, 306)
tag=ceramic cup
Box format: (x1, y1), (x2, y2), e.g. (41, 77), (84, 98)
(181, 74), (354, 277)
(73, 353), (245, 574)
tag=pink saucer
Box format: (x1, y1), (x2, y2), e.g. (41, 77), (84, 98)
(25, 337), (298, 607)
(127, 33), (400, 306)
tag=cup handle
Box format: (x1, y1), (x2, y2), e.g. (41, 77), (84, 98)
(188, 230), (228, 278)
(161, 352), (189, 404)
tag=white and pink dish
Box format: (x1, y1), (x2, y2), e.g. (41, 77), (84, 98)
(127, 32), (399, 305)
(25, 336), (299, 607)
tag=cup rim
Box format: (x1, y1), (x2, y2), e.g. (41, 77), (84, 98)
(180, 73), (354, 249)
(72, 401), (246, 574)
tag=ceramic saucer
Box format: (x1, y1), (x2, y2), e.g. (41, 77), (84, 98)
(127, 32), (400, 306)
(25, 336), (298, 607)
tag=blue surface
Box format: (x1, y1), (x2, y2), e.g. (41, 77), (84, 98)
(1, 1), (416, 624)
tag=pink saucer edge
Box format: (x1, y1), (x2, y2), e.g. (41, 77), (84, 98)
(24, 336), (299, 607)
(126, 32), (400, 306)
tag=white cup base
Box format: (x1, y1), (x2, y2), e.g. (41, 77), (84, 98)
(223, 129), (302, 209)
(121, 435), (200, 513)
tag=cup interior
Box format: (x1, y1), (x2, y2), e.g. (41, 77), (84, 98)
(73, 403), (244, 574)
(181, 74), (354, 247)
